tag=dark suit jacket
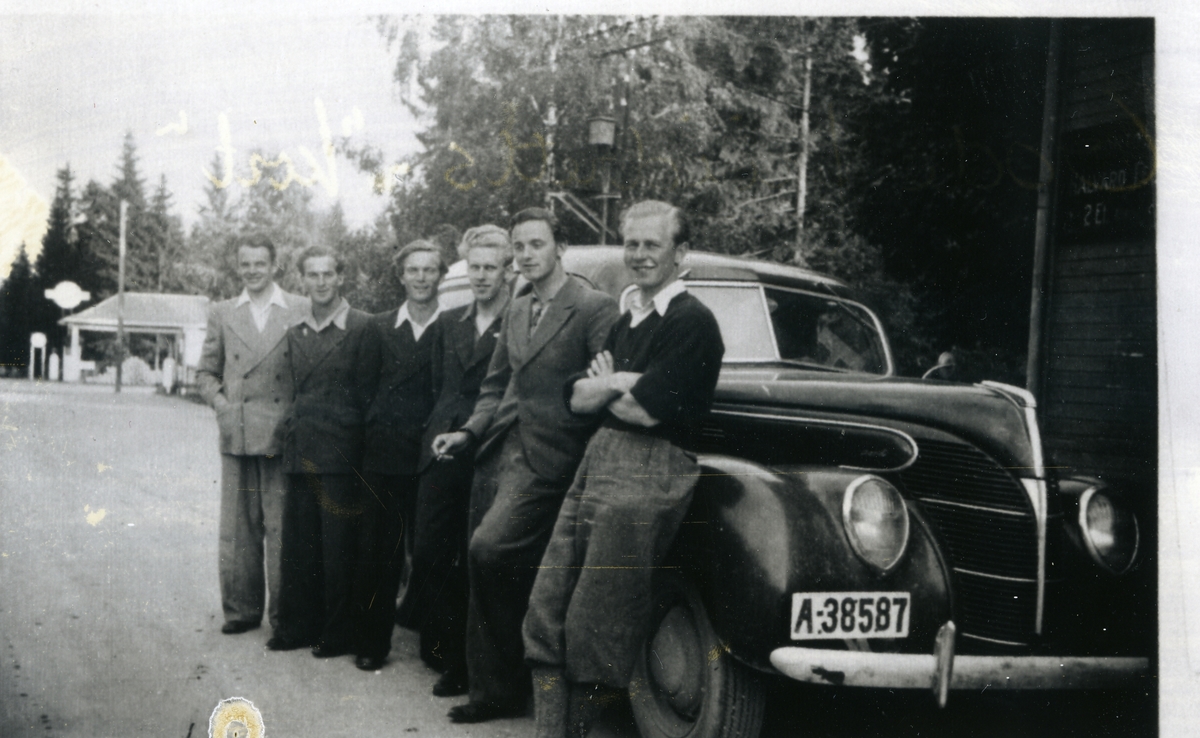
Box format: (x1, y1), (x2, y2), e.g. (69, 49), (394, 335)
(364, 308), (442, 476)
(196, 288), (309, 456)
(461, 275), (619, 483)
(416, 303), (506, 475)
(283, 307), (380, 475)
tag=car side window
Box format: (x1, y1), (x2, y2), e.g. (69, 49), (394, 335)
(686, 284), (778, 362)
(763, 287), (887, 374)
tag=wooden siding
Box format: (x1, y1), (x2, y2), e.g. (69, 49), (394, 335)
(1038, 19), (1156, 493)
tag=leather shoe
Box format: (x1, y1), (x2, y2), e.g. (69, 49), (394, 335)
(432, 670), (468, 697)
(311, 643), (352, 659)
(447, 700), (525, 723)
(355, 655), (385, 671)
(221, 620), (259, 635)
(266, 635), (311, 651)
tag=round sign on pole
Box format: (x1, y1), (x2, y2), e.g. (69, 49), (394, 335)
(44, 281), (90, 310)
(30, 332), (47, 349)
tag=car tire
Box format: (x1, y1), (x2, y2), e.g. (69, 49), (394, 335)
(630, 572), (766, 738)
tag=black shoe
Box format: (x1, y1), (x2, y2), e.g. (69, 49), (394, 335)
(432, 670), (468, 697)
(266, 635), (311, 651)
(311, 643), (352, 659)
(221, 620), (259, 635)
(447, 700), (525, 723)
(355, 655), (385, 671)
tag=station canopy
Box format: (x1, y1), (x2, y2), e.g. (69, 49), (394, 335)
(59, 293), (211, 373)
(60, 293), (209, 334)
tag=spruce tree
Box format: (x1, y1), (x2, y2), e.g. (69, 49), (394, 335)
(32, 165), (79, 353)
(148, 175), (187, 292)
(0, 246), (35, 375)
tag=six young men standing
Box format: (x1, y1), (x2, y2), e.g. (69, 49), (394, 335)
(199, 200), (723, 735)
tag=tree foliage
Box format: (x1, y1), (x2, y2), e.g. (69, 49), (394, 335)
(29, 165), (83, 353)
(378, 17), (892, 251)
(73, 132), (165, 299)
(855, 18), (1050, 381)
(0, 246), (34, 374)
(373, 15), (939, 372)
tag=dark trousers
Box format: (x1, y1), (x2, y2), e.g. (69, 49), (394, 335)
(410, 456), (473, 675)
(278, 471), (411, 658)
(522, 427), (699, 687)
(466, 428), (573, 707)
(357, 472), (415, 659)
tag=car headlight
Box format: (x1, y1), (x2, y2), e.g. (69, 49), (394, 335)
(843, 475), (910, 572)
(1080, 487), (1140, 574)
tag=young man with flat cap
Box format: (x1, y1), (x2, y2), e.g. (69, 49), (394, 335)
(433, 208), (619, 723)
(522, 200), (725, 738)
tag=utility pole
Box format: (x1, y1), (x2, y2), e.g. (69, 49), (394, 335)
(794, 53), (814, 264)
(115, 199), (127, 394)
(544, 16), (563, 207)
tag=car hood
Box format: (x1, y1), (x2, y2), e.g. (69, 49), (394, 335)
(715, 367), (1038, 474)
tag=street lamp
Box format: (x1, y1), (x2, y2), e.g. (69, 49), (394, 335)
(45, 280), (90, 382)
(587, 115), (618, 244)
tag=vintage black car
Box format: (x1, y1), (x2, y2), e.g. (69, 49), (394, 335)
(440, 245), (1151, 738)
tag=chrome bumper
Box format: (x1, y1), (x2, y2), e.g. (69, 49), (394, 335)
(769, 622), (1149, 706)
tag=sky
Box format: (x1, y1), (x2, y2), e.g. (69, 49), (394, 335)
(0, 12), (424, 278)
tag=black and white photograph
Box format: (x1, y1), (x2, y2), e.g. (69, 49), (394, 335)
(0, 2), (1194, 737)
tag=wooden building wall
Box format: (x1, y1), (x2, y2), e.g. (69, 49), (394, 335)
(1035, 19), (1156, 494)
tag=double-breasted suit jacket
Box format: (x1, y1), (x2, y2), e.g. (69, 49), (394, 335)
(364, 309), (442, 477)
(461, 276), (619, 483)
(283, 307), (380, 476)
(417, 304), (506, 475)
(197, 290), (310, 455)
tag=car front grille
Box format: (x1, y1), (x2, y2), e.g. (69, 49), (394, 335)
(899, 438), (1040, 648)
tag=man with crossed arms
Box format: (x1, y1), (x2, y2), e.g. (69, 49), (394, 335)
(522, 200), (725, 738)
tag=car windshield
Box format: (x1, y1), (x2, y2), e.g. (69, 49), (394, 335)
(688, 282), (888, 374)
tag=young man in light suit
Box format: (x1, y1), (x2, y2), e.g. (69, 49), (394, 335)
(433, 208), (619, 723)
(197, 235), (309, 637)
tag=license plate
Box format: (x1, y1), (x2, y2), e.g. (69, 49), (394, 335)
(790, 592), (911, 640)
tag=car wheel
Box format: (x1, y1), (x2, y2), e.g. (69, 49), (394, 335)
(630, 572), (766, 738)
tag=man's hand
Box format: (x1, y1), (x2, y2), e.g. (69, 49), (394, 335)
(585, 351), (638, 393)
(571, 351), (644, 414)
(432, 431), (472, 461)
(587, 350), (615, 378)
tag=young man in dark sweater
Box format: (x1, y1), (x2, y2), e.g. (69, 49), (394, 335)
(522, 200), (725, 738)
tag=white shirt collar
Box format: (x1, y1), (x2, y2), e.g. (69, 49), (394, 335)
(628, 279), (687, 327)
(301, 297), (350, 332)
(236, 283), (287, 309)
(394, 301), (443, 341)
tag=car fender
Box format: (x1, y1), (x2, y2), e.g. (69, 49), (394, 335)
(671, 454), (955, 673)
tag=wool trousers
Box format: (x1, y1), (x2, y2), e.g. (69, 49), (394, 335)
(522, 427), (699, 687)
(218, 454), (287, 631)
(465, 428), (573, 707)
